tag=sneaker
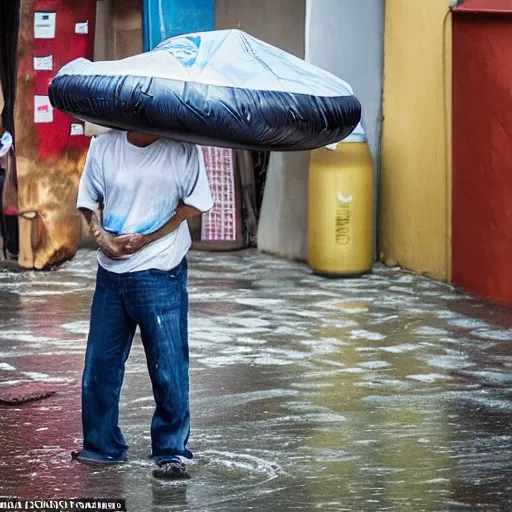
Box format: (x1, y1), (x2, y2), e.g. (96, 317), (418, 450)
(152, 460), (190, 480)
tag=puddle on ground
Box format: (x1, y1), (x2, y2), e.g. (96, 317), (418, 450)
(0, 249), (511, 511)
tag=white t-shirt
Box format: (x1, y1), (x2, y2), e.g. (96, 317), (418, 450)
(77, 131), (214, 273)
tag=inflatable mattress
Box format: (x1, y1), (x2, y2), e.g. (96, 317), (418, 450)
(49, 30), (361, 152)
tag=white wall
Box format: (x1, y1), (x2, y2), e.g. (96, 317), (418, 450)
(305, 0), (384, 168)
(257, 151), (311, 261)
(258, 0), (384, 262)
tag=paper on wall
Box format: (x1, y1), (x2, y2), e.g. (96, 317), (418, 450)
(34, 12), (56, 39)
(33, 56), (53, 71)
(70, 123), (84, 136)
(75, 21), (88, 35)
(34, 96), (54, 123)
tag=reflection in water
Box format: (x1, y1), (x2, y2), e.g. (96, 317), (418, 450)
(0, 249), (511, 510)
(151, 479), (188, 508)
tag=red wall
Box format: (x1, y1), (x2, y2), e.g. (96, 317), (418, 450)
(452, 12), (512, 304)
(14, 0), (97, 269)
(20, 0), (96, 159)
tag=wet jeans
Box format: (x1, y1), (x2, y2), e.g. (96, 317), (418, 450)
(80, 259), (192, 463)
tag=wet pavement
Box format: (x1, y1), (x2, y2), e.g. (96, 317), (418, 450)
(0, 249), (512, 511)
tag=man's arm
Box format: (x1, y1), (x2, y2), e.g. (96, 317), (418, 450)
(79, 207), (101, 233)
(145, 202), (201, 244)
(77, 137), (123, 256)
(79, 207), (122, 259)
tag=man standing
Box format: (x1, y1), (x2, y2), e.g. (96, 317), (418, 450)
(74, 130), (213, 479)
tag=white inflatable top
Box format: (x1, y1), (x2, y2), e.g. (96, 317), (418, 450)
(57, 29), (353, 98)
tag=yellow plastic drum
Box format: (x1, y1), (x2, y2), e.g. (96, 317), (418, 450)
(308, 137), (374, 276)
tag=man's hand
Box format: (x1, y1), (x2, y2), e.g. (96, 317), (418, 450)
(91, 226), (122, 259)
(92, 226), (148, 259)
(115, 233), (148, 255)
(80, 208), (149, 258)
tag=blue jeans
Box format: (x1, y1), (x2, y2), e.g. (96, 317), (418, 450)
(80, 259), (192, 463)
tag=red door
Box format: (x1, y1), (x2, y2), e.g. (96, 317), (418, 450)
(452, 2), (512, 304)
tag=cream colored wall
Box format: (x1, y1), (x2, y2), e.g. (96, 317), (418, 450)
(258, 152), (310, 261)
(93, 0), (113, 61)
(380, 1), (452, 280)
(93, 0), (143, 61)
(215, 0), (305, 56)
